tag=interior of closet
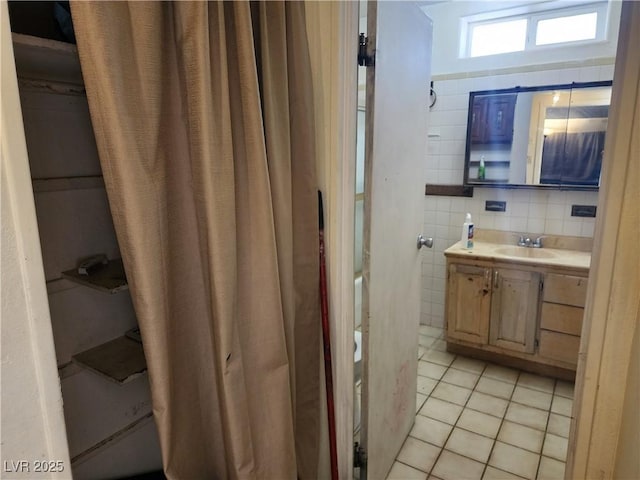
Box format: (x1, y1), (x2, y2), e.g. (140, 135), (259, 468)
(9, 4), (163, 478)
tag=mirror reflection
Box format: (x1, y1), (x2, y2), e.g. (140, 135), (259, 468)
(464, 81), (612, 189)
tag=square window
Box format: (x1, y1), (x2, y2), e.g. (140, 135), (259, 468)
(470, 18), (528, 57)
(536, 12), (598, 46)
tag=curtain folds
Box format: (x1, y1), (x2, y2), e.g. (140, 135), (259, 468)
(70, 2), (320, 478)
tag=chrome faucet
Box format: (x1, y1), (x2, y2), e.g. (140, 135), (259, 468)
(517, 235), (544, 248)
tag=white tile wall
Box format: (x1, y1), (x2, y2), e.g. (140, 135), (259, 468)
(421, 64), (612, 326)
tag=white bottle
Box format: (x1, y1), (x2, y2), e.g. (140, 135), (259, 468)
(461, 213), (474, 250)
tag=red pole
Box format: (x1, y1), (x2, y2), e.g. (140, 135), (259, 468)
(319, 191), (339, 480)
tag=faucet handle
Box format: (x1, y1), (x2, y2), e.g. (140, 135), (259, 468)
(533, 236), (545, 248)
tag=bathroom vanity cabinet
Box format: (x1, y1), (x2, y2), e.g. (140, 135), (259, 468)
(444, 239), (589, 379)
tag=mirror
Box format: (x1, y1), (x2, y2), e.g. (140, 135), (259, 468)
(463, 81), (612, 189)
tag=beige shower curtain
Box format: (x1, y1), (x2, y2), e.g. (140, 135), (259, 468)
(70, 2), (321, 478)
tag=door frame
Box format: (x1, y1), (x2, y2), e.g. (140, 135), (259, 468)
(305, 2), (359, 478)
(1, 2), (71, 471)
(326, 2), (639, 479)
(567, 2), (640, 477)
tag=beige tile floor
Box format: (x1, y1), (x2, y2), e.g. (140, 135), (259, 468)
(387, 325), (574, 480)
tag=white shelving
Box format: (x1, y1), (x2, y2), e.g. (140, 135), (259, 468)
(72, 336), (146, 385)
(61, 258), (128, 294)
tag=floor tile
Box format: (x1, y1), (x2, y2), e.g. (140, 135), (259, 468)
(505, 403), (549, 431)
(450, 356), (486, 374)
(386, 461), (428, 480)
(542, 433), (568, 461)
(420, 325), (444, 338)
(511, 386), (552, 411)
(431, 382), (472, 406)
(418, 346), (426, 360)
(410, 415), (454, 447)
(475, 376), (515, 400)
(423, 349), (456, 367)
(483, 364), (520, 384)
(554, 381), (575, 399)
(417, 375), (438, 396)
(418, 361), (447, 380)
(441, 368), (480, 389)
(419, 397), (463, 425)
(547, 413), (570, 438)
(489, 441), (540, 480)
(466, 391), (509, 418)
(430, 339), (448, 352)
(417, 393), (428, 413)
(391, 351), (576, 480)
(517, 373), (555, 393)
(457, 408), (502, 438)
(397, 436), (441, 474)
(432, 450), (485, 480)
(420, 334), (437, 348)
(483, 466), (526, 480)
(444, 427), (494, 463)
(497, 421), (544, 453)
(537, 456), (565, 479)
(550, 396), (573, 417)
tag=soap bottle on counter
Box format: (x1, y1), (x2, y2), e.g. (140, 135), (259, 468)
(461, 213), (474, 250)
(478, 156), (486, 180)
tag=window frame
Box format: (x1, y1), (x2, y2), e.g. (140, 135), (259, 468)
(460, 1), (609, 59)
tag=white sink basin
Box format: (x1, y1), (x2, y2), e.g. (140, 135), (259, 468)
(495, 246), (556, 259)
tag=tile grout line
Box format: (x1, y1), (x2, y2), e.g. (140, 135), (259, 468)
(479, 368), (524, 480)
(421, 332), (453, 477)
(426, 352), (488, 478)
(406, 332), (570, 480)
(534, 378), (564, 479)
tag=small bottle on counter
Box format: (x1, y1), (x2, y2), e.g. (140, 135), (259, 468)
(478, 156), (486, 180)
(461, 213), (474, 250)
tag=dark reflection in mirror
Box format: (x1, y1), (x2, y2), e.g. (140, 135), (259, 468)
(464, 81), (612, 189)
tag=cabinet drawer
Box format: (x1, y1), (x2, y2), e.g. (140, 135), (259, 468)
(544, 274), (588, 307)
(540, 302), (584, 336)
(539, 330), (580, 365)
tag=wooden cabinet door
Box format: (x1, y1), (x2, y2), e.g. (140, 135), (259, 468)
(485, 95), (516, 144)
(489, 268), (540, 353)
(470, 98), (486, 144)
(446, 264), (491, 344)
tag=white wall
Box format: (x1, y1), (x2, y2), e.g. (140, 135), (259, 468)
(1, 3), (71, 476)
(421, 62), (614, 327)
(421, 0), (621, 76)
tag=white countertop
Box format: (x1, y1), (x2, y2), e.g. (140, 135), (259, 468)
(444, 241), (591, 271)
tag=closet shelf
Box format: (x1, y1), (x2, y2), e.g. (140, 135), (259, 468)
(72, 336), (147, 385)
(472, 178), (510, 183)
(12, 33), (83, 85)
(32, 175), (105, 193)
(468, 160), (511, 167)
(61, 258), (128, 294)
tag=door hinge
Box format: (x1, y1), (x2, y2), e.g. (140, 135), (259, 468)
(539, 279), (544, 292)
(354, 442), (367, 468)
(358, 33), (375, 67)
(535, 338), (539, 348)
